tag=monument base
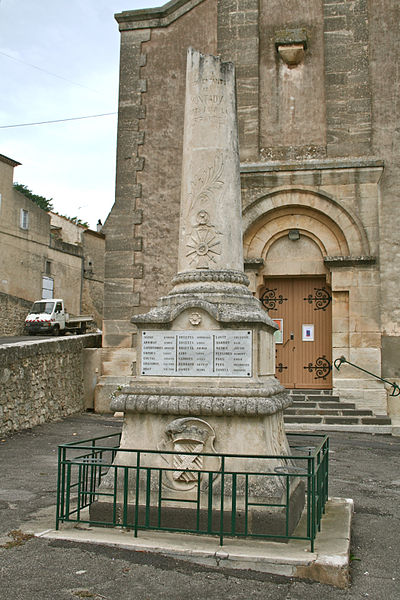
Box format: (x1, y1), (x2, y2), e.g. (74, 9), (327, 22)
(46, 497), (352, 588)
(89, 479), (305, 542)
(94, 397), (305, 541)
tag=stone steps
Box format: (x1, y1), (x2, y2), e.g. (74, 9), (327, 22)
(284, 389), (392, 430)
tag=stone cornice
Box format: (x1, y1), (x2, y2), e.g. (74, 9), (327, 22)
(240, 158), (384, 183)
(244, 257), (265, 270)
(111, 384), (291, 417)
(115, 0), (205, 30)
(131, 296), (277, 329)
(241, 157), (384, 175)
(324, 255), (377, 267)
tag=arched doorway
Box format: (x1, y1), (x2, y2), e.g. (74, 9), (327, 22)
(242, 188), (368, 390)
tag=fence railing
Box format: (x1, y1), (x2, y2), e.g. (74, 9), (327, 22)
(56, 432), (329, 552)
(334, 355), (400, 396)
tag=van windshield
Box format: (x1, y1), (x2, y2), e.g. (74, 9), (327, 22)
(30, 302), (54, 315)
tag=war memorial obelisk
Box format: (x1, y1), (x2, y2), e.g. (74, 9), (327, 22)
(108, 48), (304, 534)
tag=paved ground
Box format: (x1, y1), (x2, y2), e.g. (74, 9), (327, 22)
(1, 412), (399, 599)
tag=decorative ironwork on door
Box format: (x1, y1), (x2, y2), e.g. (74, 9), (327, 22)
(304, 288), (332, 311)
(260, 288), (288, 311)
(303, 356), (332, 380)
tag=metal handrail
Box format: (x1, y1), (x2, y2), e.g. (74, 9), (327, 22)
(334, 355), (400, 396)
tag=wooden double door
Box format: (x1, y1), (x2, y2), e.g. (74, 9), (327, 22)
(260, 277), (332, 389)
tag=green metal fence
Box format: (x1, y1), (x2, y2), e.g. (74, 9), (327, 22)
(56, 432), (329, 551)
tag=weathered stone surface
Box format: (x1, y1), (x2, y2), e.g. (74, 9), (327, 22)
(0, 334), (101, 436)
(177, 49), (243, 275)
(110, 50), (293, 530)
(0, 292), (31, 336)
(99, 0), (400, 426)
(113, 389), (290, 416)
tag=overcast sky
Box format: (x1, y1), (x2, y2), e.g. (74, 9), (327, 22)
(0, 0), (160, 229)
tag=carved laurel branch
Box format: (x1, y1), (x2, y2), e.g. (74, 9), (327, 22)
(187, 155), (224, 213)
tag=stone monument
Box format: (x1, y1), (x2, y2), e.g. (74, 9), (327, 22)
(98, 48), (304, 535)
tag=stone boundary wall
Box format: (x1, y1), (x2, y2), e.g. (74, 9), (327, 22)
(0, 292), (32, 336)
(0, 333), (101, 436)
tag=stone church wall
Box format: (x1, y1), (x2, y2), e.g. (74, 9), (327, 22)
(98, 0), (400, 421)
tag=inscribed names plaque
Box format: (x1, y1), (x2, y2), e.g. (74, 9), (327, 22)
(141, 330), (252, 377)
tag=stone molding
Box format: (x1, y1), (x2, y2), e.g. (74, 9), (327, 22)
(172, 270), (249, 286)
(240, 157), (384, 181)
(131, 296), (277, 328)
(242, 187), (371, 257)
(115, 0), (205, 30)
(112, 386), (290, 417)
(244, 257), (265, 270)
(324, 256), (376, 268)
(274, 28), (308, 50)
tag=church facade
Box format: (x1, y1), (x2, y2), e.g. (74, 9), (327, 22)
(97, 0), (400, 428)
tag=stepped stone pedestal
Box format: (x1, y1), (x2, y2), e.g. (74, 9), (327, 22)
(92, 49), (304, 536)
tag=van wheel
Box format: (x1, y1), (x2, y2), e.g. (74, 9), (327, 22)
(52, 325), (60, 336)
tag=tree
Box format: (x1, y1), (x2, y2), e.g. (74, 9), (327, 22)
(67, 216), (89, 228)
(13, 182), (54, 212)
(13, 183), (89, 228)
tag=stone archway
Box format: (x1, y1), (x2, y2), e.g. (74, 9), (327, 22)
(242, 188), (370, 391)
(243, 188), (370, 262)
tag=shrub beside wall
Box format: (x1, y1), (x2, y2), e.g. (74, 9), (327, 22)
(0, 334), (101, 436)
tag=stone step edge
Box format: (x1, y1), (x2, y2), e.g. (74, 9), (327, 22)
(284, 416), (391, 425)
(287, 403), (355, 409)
(285, 423), (392, 434)
(288, 389), (334, 395)
(290, 397), (341, 402)
(285, 410), (373, 416)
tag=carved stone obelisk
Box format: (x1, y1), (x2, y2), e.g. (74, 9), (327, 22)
(177, 48), (243, 275)
(101, 48), (304, 536)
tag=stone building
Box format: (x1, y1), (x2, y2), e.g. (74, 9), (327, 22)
(97, 0), (400, 428)
(0, 153), (105, 334)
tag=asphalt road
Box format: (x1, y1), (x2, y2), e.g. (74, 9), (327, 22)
(1, 413), (399, 599)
